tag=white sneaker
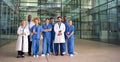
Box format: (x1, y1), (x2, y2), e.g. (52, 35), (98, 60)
(41, 54), (45, 57)
(47, 53), (49, 56)
(36, 55), (39, 57)
(33, 55), (36, 57)
(69, 54), (74, 57)
(62, 52), (66, 55)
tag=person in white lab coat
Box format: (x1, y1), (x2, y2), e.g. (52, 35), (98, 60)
(54, 16), (66, 56)
(16, 20), (30, 58)
(26, 15), (35, 56)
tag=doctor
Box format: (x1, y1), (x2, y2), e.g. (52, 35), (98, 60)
(16, 20), (30, 58)
(31, 17), (43, 57)
(66, 20), (75, 56)
(26, 15), (35, 56)
(41, 18), (52, 56)
(54, 16), (66, 56)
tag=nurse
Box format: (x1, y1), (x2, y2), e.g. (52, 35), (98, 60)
(31, 17), (42, 57)
(54, 16), (66, 56)
(16, 20), (30, 58)
(41, 18), (52, 56)
(49, 17), (55, 54)
(66, 20), (75, 56)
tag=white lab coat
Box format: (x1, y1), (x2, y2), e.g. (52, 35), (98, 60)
(16, 26), (30, 52)
(26, 20), (35, 41)
(54, 22), (66, 43)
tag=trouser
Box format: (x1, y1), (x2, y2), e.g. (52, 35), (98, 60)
(42, 37), (51, 54)
(50, 37), (54, 53)
(32, 39), (40, 55)
(54, 43), (66, 54)
(28, 35), (32, 55)
(18, 51), (24, 56)
(67, 38), (74, 54)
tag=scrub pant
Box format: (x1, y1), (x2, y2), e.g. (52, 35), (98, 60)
(50, 37), (54, 53)
(32, 39), (40, 55)
(54, 43), (66, 54)
(67, 37), (74, 54)
(42, 37), (51, 54)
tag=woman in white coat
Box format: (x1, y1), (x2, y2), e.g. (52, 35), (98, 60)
(54, 16), (66, 56)
(16, 20), (30, 58)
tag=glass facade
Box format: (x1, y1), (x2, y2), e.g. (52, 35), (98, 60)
(0, 0), (120, 46)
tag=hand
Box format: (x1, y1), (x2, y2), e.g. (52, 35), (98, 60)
(58, 32), (62, 36)
(67, 35), (70, 39)
(22, 32), (26, 35)
(44, 29), (48, 32)
(32, 32), (36, 34)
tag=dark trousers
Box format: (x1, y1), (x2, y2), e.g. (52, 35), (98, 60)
(18, 51), (24, 56)
(54, 43), (66, 54)
(28, 35), (32, 55)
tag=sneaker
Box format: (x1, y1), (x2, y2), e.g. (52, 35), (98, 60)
(21, 55), (25, 58)
(62, 52), (66, 55)
(36, 55), (39, 57)
(69, 54), (74, 57)
(33, 55), (36, 57)
(47, 53), (49, 56)
(41, 54), (45, 57)
(55, 53), (59, 56)
(16, 55), (21, 58)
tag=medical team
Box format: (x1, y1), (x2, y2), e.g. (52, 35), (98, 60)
(16, 15), (75, 58)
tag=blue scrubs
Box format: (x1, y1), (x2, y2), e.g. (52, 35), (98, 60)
(42, 23), (52, 55)
(63, 21), (69, 53)
(50, 23), (55, 53)
(31, 25), (42, 56)
(66, 25), (74, 54)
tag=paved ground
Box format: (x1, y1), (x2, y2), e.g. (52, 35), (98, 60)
(0, 39), (120, 62)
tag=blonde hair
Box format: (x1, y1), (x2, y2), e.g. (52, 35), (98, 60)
(69, 20), (73, 22)
(20, 20), (26, 26)
(33, 17), (41, 24)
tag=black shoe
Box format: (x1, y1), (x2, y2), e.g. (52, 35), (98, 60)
(28, 54), (31, 56)
(55, 54), (59, 56)
(21, 55), (25, 58)
(60, 54), (65, 56)
(16, 55), (22, 58)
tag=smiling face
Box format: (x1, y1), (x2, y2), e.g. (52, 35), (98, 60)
(28, 15), (32, 20)
(34, 19), (39, 24)
(45, 18), (49, 25)
(68, 20), (72, 26)
(57, 17), (62, 22)
(34, 18), (40, 25)
(21, 20), (26, 26)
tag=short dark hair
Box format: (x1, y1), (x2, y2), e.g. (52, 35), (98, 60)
(45, 18), (49, 20)
(50, 17), (54, 19)
(57, 16), (62, 19)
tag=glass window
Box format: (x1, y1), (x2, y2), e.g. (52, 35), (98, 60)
(108, 0), (116, 8)
(99, 0), (107, 4)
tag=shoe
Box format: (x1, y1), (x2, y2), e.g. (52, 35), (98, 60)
(28, 53), (31, 56)
(69, 54), (74, 57)
(47, 53), (49, 56)
(55, 54), (58, 56)
(41, 54), (45, 57)
(16, 55), (21, 58)
(61, 54), (65, 56)
(62, 52), (66, 55)
(36, 55), (39, 57)
(33, 55), (36, 57)
(21, 55), (25, 58)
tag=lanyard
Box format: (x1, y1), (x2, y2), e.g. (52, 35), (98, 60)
(58, 23), (61, 28)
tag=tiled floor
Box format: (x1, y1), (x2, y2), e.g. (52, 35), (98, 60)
(0, 39), (120, 62)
